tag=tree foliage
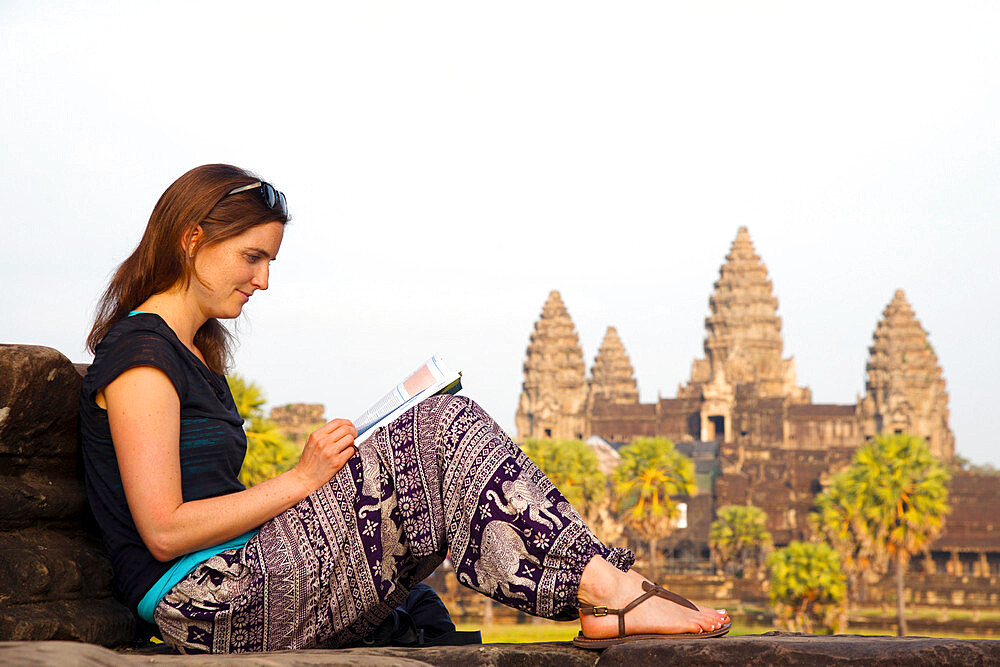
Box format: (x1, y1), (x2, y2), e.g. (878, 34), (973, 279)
(228, 374), (266, 425)
(612, 437), (695, 567)
(811, 433), (950, 635)
(710, 504), (772, 578)
(810, 468), (883, 598)
(520, 438), (607, 520)
(768, 541), (846, 634)
(227, 374), (300, 488)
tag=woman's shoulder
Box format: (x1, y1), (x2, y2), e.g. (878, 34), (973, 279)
(84, 314), (189, 394)
(96, 313), (183, 357)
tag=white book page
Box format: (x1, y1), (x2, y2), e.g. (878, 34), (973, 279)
(354, 355), (456, 440)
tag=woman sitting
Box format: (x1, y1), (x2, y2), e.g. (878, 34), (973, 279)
(79, 164), (730, 653)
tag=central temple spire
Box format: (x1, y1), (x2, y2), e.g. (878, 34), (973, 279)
(680, 227), (809, 403)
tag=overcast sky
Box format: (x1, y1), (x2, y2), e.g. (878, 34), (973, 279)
(2, 2), (997, 466)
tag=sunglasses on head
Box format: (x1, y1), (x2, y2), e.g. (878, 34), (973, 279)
(226, 181), (287, 217)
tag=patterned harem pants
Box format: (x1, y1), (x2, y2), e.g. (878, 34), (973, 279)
(154, 395), (634, 653)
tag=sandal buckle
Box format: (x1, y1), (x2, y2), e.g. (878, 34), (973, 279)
(592, 605), (608, 617)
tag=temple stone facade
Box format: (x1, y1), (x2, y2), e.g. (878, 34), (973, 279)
(523, 227), (955, 461)
(514, 290), (588, 440)
(858, 289), (955, 460)
(676, 226), (811, 444)
(514, 227), (986, 568)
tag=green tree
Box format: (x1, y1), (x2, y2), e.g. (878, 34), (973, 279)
(849, 433), (950, 636)
(811, 433), (950, 636)
(768, 541), (846, 634)
(710, 505), (772, 578)
(227, 374), (267, 424)
(810, 468), (882, 617)
(227, 374), (300, 487)
(520, 438), (607, 524)
(612, 437), (695, 569)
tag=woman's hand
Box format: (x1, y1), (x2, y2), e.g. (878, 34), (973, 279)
(291, 418), (359, 495)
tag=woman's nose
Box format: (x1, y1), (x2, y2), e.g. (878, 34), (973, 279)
(251, 265), (269, 290)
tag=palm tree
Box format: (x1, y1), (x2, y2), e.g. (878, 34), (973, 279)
(767, 541), (846, 633)
(710, 505), (772, 578)
(226, 373), (301, 487)
(612, 437), (695, 570)
(811, 469), (884, 614)
(226, 374), (267, 423)
(520, 438), (607, 524)
(848, 433), (950, 636)
(239, 415), (301, 487)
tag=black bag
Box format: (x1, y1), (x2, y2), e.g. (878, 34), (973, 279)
(356, 583), (482, 648)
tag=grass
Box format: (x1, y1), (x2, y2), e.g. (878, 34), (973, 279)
(456, 619), (775, 643)
(457, 612), (1000, 643)
(854, 607), (1000, 622)
(457, 621), (580, 643)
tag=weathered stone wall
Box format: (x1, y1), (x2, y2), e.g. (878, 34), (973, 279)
(0, 345), (133, 645)
(714, 444), (854, 545)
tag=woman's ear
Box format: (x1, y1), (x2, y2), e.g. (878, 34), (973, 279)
(182, 225), (204, 258)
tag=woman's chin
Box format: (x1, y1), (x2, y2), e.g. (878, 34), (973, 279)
(214, 305), (245, 320)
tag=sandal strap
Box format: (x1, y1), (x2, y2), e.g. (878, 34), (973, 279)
(641, 581), (699, 612)
(578, 581), (700, 638)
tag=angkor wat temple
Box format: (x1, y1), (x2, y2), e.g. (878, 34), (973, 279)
(515, 227), (999, 583)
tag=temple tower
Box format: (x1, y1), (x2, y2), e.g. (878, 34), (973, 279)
(589, 326), (640, 405)
(858, 290), (954, 460)
(679, 227), (810, 441)
(515, 290), (588, 440)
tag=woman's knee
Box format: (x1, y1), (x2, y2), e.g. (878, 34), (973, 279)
(420, 393), (477, 413)
(415, 394), (484, 430)
(414, 394), (493, 451)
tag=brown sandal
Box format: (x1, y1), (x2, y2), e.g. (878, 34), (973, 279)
(573, 581), (731, 649)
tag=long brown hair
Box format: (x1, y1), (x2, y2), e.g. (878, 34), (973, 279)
(87, 164), (290, 373)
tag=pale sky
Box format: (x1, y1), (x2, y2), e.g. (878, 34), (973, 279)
(2, 2), (998, 466)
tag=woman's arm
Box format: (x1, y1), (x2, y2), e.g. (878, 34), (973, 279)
(103, 365), (356, 562)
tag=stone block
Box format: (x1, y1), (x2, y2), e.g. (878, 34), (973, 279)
(0, 599), (132, 645)
(0, 345), (131, 647)
(0, 528), (115, 604)
(3, 635), (1000, 665)
(0, 640), (597, 665)
(0, 473), (89, 526)
(0, 345), (82, 458)
(597, 632), (1000, 666)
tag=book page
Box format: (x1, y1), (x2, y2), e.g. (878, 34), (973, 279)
(403, 364), (436, 396)
(354, 355), (458, 439)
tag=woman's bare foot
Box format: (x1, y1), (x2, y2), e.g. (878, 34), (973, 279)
(623, 568), (729, 626)
(577, 557), (730, 639)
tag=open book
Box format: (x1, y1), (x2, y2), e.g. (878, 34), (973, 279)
(354, 354), (462, 443)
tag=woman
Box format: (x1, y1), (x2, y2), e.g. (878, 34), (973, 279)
(79, 164), (730, 653)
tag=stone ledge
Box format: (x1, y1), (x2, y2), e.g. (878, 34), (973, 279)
(599, 632), (1000, 666)
(3, 634), (1000, 666)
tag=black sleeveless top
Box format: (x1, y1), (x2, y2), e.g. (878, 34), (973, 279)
(79, 313), (247, 613)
